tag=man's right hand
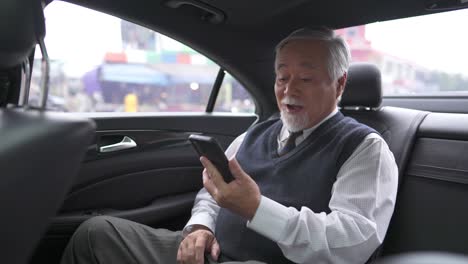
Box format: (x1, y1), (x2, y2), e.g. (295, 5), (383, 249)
(177, 226), (220, 264)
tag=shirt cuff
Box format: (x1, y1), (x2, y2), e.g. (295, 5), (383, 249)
(246, 196), (291, 242)
(183, 212), (216, 236)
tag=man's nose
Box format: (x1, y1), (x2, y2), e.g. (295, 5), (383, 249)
(284, 79), (300, 96)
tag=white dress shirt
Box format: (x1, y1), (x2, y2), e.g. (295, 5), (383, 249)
(184, 110), (398, 264)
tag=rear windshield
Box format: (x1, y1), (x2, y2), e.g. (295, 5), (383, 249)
(337, 8), (468, 96)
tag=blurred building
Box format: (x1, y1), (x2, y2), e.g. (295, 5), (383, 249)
(336, 26), (435, 94)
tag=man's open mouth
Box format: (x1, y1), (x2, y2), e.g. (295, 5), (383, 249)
(285, 104), (304, 113)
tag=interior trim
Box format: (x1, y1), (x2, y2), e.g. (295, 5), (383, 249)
(407, 164), (468, 185)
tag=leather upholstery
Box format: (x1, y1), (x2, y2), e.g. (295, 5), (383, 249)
(340, 63), (428, 181)
(340, 63), (382, 108)
(340, 64), (428, 263)
(344, 61), (468, 263)
(382, 115), (468, 256)
(0, 109), (95, 264)
(0, 2), (96, 264)
(0, 0), (45, 68)
(417, 112), (468, 140)
(342, 107), (428, 182)
(376, 252), (468, 264)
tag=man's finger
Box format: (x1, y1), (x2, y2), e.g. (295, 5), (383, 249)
(200, 157), (227, 189)
(194, 235), (207, 264)
(229, 158), (248, 181)
(203, 171), (218, 198)
(176, 247), (182, 263)
(210, 238), (221, 261)
(177, 240), (188, 263)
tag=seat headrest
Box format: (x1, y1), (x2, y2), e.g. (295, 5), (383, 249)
(339, 63), (382, 108)
(0, 0), (45, 68)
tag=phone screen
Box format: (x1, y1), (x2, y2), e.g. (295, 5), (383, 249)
(189, 134), (234, 183)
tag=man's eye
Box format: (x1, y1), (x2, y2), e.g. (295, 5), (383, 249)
(277, 77), (287, 83)
(301, 78), (312, 82)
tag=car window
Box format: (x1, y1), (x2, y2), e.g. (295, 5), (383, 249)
(213, 72), (255, 113)
(336, 8), (468, 96)
(30, 1), (254, 113)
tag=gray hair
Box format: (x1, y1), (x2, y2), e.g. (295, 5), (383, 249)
(275, 27), (351, 81)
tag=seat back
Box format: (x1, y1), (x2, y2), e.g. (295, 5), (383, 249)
(0, 1), (95, 263)
(340, 63), (428, 183)
(381, 113), (468, 256)
(340, 63), (428, 262)
(0, 110), (95, 264)
(343, 66), (468, 260)
(0, 0), (44, 68)
(376, 252), (468, 264)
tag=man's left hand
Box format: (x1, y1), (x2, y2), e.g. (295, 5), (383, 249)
(200, 157), (261, 220)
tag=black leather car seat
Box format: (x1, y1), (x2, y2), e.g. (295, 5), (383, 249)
(340, 63), (429, 183)
(340, 63), (430, 261)
(0, 1), (95, 263)
(375, 252), (468, 264)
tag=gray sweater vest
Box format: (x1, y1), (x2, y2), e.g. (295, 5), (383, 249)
(215, 112), (376, 263)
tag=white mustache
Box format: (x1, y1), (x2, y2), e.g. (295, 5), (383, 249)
(281, 97), (304, 106)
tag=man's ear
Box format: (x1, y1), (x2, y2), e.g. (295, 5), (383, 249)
(336, 72), (347, 99)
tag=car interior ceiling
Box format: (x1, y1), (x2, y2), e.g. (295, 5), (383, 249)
(2, 0), (468, 263)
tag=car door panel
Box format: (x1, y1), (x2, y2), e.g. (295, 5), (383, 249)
(31, 114), (257, 264)
(57, 114), (257, 228)
(51, 193), (197, 235)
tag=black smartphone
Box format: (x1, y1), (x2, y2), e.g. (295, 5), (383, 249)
(188, 134), (234, 183)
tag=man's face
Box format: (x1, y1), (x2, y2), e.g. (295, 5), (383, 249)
(274, 39), (346, 132)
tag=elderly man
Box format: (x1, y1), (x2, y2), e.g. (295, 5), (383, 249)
(61, 27), (398, 264)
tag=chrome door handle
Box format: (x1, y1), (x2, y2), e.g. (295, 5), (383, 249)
(99, 136), (137, 153)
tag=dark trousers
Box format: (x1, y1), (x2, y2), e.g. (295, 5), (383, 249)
(60, 216), (266, 264)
